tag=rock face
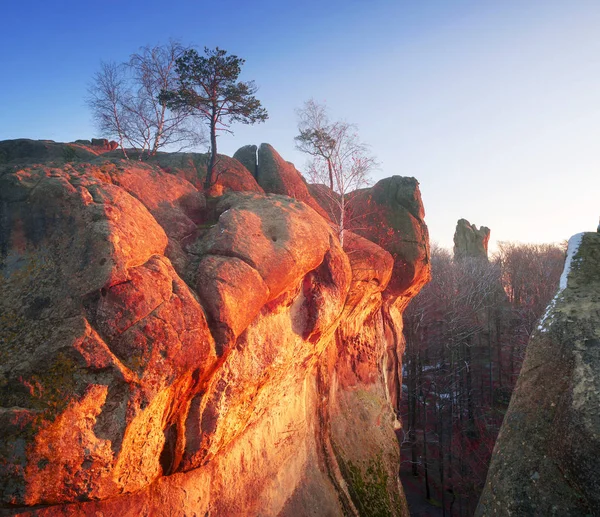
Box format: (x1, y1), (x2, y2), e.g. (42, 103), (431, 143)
(0, 139), (100, 165)
(453, 218), (490, 260)
(0, 140), (430, 516)
(250, 143), (330, 220)
(148, 151), (263, 195)
(349, 176), (431, 301)
(232, 144), (258, 179)
(476, 232), (600, 516)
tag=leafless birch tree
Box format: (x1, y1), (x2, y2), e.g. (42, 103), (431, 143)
(87, 41), (203, 157)
(295, 99), (376, 246)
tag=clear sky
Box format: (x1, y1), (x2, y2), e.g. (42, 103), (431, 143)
(1, 0), (599, 250)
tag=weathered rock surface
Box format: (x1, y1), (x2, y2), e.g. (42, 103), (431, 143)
(476, 232), (600, 516)
(232, 144), (258, 179)
(453, 218), (490, 260)
(147, 151), (263, 194)
(0, 140), (430, 516)
(0, 139), (100, 165)
(349, 176), (431, 302)
(254, 143), (330, 220)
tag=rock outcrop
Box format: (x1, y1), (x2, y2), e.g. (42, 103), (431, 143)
(148, 152), (263, 195)
(247, 143), (329, 220)
(349, 176), (431, 301)
(232, 144), (258, 179)
(453, 218), (490, 260)
(0, 140), (430, 516)
(0, 139), (100, 165)
(476, 232), (600, 516)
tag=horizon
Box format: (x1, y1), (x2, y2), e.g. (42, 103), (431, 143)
(1, 0), (598, 249)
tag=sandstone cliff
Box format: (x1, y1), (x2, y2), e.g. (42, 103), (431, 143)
(476, 232), (600, 516)
(453, 218), (490, 260)
(0, 140), (430, 516)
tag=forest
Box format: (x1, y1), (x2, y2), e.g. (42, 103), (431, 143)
(399, 235), (566, 516)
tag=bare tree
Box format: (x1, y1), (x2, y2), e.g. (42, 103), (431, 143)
(401, 240), (565, 516)
(87, 41), (203, 158)
(295, 99), (376, 246)
(87, 61), (130, 158)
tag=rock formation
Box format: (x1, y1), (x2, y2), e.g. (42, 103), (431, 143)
(476, 232), (600, 516)
(453, 218), (490, 260)
(243, 143), (329, 220)
(349, 176), (431, 300)
(0, 140), (430, 516)
(232, 144), (258, 179)
(147, 151), (264, 195)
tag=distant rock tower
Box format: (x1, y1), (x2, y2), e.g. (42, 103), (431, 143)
(453, 218), (490, 260)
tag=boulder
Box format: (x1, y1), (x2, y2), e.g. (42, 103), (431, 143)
(349, 176), (431, 301)
(89, 161), (206, 275)
(0, 139), (99, 165)
(476, 233), (600, 516)
(199, 192), (333, 301)
(342, 231), (394, 320)
(91, 138), (109, 148)
(233, 144), (258, 178)
(256, 144), (330, 219)
(149, 152), (263, 194)
(453, 218), (490, 260)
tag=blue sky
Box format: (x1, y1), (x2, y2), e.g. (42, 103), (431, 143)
(1, 0), (599, 249)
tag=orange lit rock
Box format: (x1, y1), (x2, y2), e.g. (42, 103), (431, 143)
(196, 255), (270, 354)
(0, 164), (215, 506)
(149, 152), (263, 194)
(0, 141), (430, 516)
(350, 175), (431, 302)
(255, 143), (331, 220)
(198, 192), (332, 301)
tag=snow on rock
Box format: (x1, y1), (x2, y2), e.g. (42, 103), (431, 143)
(537, 232), (584, 332)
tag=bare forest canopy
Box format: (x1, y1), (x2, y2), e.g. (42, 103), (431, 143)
(400, 241), (566, 516)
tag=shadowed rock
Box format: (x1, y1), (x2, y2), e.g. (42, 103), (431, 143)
(233, 144), (258, 178)
(453, 218), (490, 260)
(0, 139), (100, 165)
(476, 233), (600, 516)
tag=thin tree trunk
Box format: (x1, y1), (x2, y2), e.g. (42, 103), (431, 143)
(420, 362), (431, 501)
(339, 194), (345, 247)
(465, 342), (476, 438)
(151, 105), (166, 155)
(206, 116), (217, 191)
(327, 159), (334, 191)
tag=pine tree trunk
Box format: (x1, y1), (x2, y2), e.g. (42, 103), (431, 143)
(206, 117), (217, 191)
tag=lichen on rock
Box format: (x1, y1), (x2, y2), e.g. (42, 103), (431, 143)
(476, 232), (600, 516)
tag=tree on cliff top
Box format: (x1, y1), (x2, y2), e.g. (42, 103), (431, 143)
(295, 99), (376, 246)
(87, 41), (203, 157)
(160, 47), (268, 191)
